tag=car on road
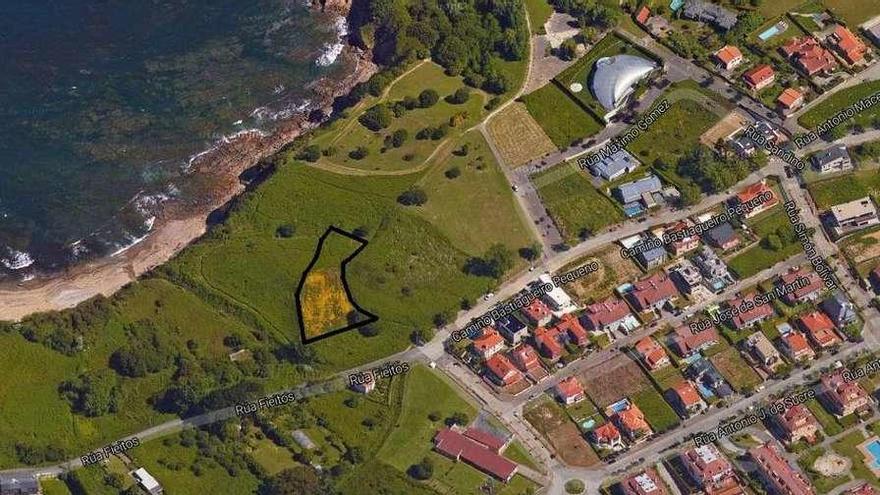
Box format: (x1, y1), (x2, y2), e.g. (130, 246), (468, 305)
(483, 292), (494, 301)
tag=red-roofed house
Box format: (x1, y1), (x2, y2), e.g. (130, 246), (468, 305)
(781, 331), (816, 362)
(552, 314), (589, 347)
(672, 381), (707, 417)
(614, 404), (653, 442)
(729, 295), (774, 330)
(591, 422), (624, 451)
(665, 221), (700, 255)
(484, 353), (524, 387)
(522, 298), (552, 327)
(749, 442), (814, 495)
(635, 6), (651, 26)
(778, 268), (825, 304)
(509, 344), (545, 376)
(714, 45), (744, 70)
(829, 25), (867, 64)
(626, 273), (679, 313)
(734, 181), (779, 219)
(471, 328), (506, 360)
(433, 427), (518, 482)
(797, 311), (841, 349)
(580, 297), (634, 335)
(533, 326), (563, 360)
(554, 376), (586, 405)
(670, 324), (719, 357)
(634, 336), (670, 370)
(463, 427), (509, 453)
(780, 36), (838, 76)
(681, 444), (735, 489)
(819, 369), (871, 417)
(743, 64), (775, 91)
(773, 403), (819, 445)
(619, 468), (668, 495)
(777, 88), (805, 111)
(845, 484), (878, 495)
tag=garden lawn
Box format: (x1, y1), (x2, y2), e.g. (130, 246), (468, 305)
(337, 460), (439, 495)
(729, 208), (803, 278)
(377, 365), (476, 472)
(833, 430), (879, 485)
(522, 83), (603, 149)
(807, 169), (880, 210)
(40, 479), (73, 495)
(799, 80), (880, 131)
(413, 130), (535, 256)
(798, 447), (851, 493)
(310, 61), (487, 172)
(533, 163), (624, 242)
(806, 398), (843, 436)
(630, 388), (680, 433)
(505, 441), (542, 471)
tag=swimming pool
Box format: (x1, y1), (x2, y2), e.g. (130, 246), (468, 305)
(758, 21), (788, 41)
(867, 439), (880, 468)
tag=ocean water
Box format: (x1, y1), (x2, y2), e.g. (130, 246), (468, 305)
(0, 0), (352, 278)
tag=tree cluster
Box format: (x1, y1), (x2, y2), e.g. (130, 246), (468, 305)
(365, 0), (527, 94)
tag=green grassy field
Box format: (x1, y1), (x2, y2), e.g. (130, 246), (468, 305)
(729, 207), (803, 278)
(337, 460), (441, 495)
(377, 365), (477, 472)
(40, 479), (73, 495)
(310, 62), (487, 172)
(627, 98), (721, 170)
(807, 169), (880, 210)
(524, 0), (554, 32)
(824, 0), (880, 26)
(799, 80), (880, 131)
(533, 163), (624, 242)
(413, 130), (534, 255)
(522, 83), (603, 149)
(130, 436), (262, 495)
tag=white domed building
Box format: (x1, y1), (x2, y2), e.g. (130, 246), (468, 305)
(590, 54), (658, 121)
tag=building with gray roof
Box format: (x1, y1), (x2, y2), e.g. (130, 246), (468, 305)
(613, 175), (663, 204)
(590, 54), (658, 116)
(681, 0), (738, 31)
(590, 149), (641, 181)
(820, 291), (857, 328)
(812, 144), (852, 174)
(0, 475), (39, 495)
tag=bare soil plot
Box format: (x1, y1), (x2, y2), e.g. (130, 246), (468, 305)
(524, 399), (600, 467)
(558, 246), (642, 304)
(580, 355), (651, 407)
(700, 110), (748, 147)
(486, 102), (557, 168)
(709, 347), (763, 393)
(843, 229), (880, 265)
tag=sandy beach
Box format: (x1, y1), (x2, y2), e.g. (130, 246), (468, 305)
(0, 44), (376, 322)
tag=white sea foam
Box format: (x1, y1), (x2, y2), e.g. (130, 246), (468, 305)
(315, 17), (348, 67)
(184, 128), (269, 170)
(1, 247), (35, 270)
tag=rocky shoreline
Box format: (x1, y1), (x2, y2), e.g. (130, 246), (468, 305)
(0, 4), (377, 321)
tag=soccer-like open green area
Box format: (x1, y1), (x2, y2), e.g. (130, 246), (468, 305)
(522, 83), (603, 149)
(533, 162), (625, 242)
